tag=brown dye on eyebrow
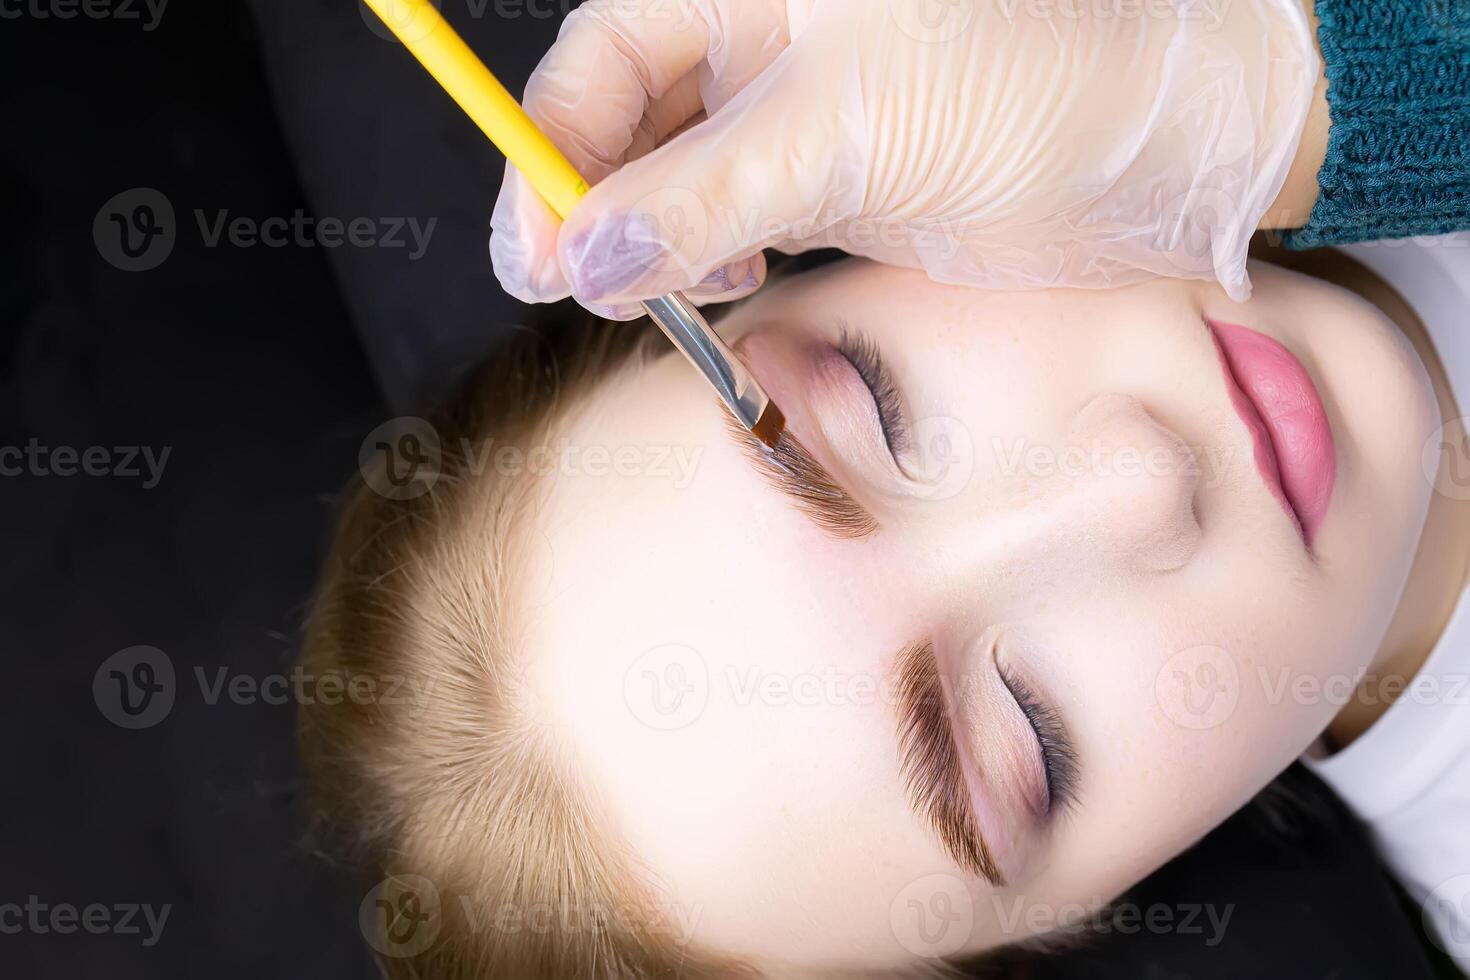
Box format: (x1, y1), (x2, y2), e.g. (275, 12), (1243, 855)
(750, 401), (786, 451)
(722, 407), (878, 539)
(895, 639), (1005, 886)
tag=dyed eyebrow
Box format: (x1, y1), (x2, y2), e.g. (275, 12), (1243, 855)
(894, 639), (1004, 886)
(725, 408), (994, 876)
(723, 409), (878, 539)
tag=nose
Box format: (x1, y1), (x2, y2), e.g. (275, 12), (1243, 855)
(982, 394), (1204, 577)
(1062, 394), (1203, 571)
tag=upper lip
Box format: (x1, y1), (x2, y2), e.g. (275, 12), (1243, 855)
(1206, 319), (1336, 546)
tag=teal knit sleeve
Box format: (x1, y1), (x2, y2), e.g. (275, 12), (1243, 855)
(1283, 0), (1470, 250)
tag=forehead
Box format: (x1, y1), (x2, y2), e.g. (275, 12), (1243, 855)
(516, 346), (959, 965)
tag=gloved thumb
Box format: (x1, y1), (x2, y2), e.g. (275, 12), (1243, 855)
(555, 52), (867, 306)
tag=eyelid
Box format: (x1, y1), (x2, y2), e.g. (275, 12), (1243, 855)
(836, 324), (911, 460)
(823, 328), (941, 497)
(895, 639), (1005, 886)
(997, 657), (1080, 818)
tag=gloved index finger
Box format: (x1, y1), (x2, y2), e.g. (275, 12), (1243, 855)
(493, 0), (795, 308)
(493, 0), (717, 305)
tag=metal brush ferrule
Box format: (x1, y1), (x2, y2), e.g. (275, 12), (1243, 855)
(641, 292), (770, 434)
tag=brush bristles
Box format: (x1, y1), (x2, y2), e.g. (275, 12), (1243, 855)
(750, 402), (785, 451)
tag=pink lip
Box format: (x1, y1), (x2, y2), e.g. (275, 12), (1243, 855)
(1208, 319), (1335, 547)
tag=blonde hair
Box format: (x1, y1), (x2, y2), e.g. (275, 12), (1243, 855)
(297, 316), (755, 979)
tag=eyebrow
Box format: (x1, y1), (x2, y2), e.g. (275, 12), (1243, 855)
(722, 409), (879, 539)
(894, 639), (1004, 886)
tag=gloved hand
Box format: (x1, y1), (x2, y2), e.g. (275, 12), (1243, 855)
(491, 0), (1318, 316)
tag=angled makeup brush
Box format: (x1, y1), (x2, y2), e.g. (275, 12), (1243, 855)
(361, 0), (786, 449)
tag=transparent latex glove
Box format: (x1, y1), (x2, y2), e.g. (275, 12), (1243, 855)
(490, 0), (1318, 317)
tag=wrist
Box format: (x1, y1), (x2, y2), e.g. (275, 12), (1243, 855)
(1260, 0), (1330, 230)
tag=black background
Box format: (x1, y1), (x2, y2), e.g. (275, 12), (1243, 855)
(0, 1), (1454, 977)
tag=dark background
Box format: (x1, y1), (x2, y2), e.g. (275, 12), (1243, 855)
(0, 1), (1453, 977)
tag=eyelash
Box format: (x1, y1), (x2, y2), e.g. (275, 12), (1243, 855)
(836, 324), (910, 459)
(999, 665), (1079, 816)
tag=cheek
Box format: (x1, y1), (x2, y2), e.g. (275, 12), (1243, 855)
(1006, 581), (1372, 908)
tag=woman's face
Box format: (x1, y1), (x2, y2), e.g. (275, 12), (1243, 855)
(520, 259), (1436, 971)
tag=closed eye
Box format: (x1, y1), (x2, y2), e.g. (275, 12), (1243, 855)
(895, 639), (1004, 886)
(836, 324), (910, 460)
(998, 665), (1079, 816)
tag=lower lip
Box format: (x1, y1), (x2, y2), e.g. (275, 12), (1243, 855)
(1208, 319), (1335, 547)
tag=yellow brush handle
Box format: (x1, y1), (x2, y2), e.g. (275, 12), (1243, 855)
(363, 0), (589, 219)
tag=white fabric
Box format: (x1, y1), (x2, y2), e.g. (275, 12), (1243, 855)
(1304, 233), (1470, 972)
